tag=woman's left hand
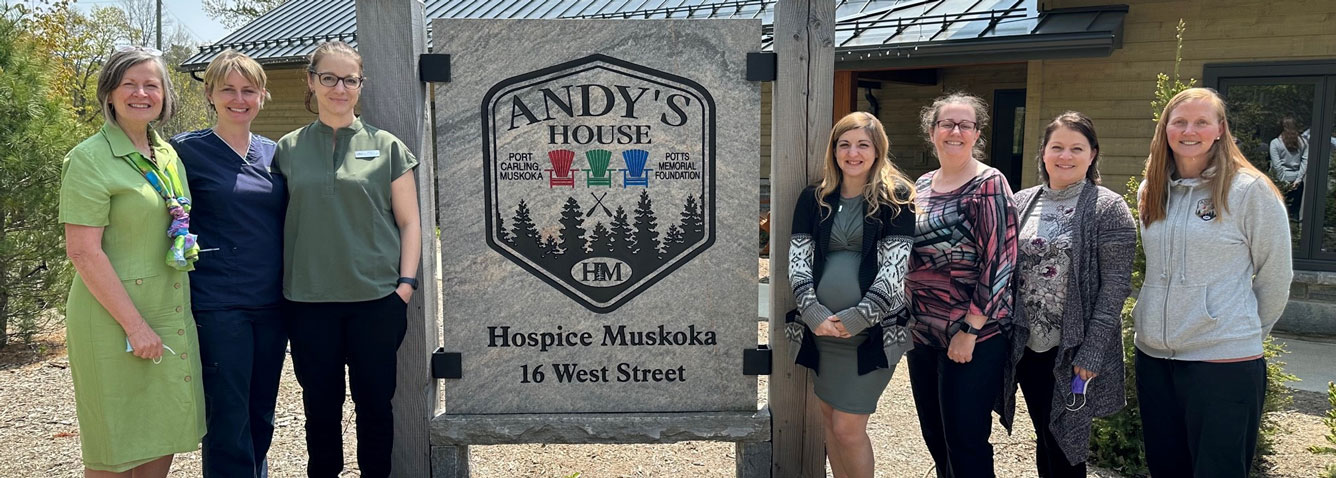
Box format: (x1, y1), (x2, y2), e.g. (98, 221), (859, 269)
(947, 332), (976, 363)
(395, 284), (414, 304)
(1073, 365), (1097, 381)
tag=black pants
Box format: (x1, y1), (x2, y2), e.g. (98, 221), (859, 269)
(1016, 348), (1087, 478)
(1135, 350), (1266, 478)
(286, 293), (408, 478)
(195, 307), (288, 478)
(907, 337), (1007, 478)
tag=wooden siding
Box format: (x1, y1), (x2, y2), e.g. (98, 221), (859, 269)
(855, 63), (1028, 181)
(252, 67), (319, 141)
(1024, 0), (1336, 193)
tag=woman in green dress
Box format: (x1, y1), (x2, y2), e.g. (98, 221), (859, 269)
(58, 46), (206, 477)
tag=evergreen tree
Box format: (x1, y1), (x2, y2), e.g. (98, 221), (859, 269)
(510, 200), (541, 254)
(541, 235), (560, 257)
(663, 224), (684, 256)
(632, 190), (660, 257)
(0, 8), (79, 348)
(588, 222), (613, 255)
(496, 215), (509, 245)
(609, 206), (633, 255)
(557, 196), (586, 255)
(680, 194), (704, 241)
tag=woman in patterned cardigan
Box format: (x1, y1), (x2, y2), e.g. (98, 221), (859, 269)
(786, 112), (916, 478)
(1010, 112), (1135, 477)
(905, 92), (1020, 478)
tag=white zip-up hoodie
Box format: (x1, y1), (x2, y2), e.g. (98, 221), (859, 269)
(1134, 169), (1293, 361)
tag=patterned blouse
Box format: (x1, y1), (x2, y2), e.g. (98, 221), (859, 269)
(1017, 181), (1084, 352)
(907, 168), (1018, 348)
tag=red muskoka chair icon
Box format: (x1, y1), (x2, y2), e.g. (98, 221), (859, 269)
(546, 149), (576, 188)
(620, 149), (652, 188)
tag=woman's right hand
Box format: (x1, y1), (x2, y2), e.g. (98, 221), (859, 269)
(126, 324), (164, 360)
(814, 317), (850, 338)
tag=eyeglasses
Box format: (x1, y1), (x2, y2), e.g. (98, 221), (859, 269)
(115, 44), (162, 57)
(310, 71), (365, 89)
(934, 120), (979, 133)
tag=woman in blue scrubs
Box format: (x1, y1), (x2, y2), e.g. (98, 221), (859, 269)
(169, 49), (287, 478)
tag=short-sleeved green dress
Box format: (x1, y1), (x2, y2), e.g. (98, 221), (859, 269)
(57, 123), (206, 472)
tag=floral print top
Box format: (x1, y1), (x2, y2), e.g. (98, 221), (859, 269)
(1018, 181), (1084, 352)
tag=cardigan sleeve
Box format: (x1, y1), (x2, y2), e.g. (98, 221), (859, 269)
(965, 173), (1018, 321)
(789, 188), (834, 331)
(834, 200), (915, 336)
(1072, 192), (1136, 373)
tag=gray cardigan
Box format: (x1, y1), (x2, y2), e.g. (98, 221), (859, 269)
(1011, 180), (1136, 465)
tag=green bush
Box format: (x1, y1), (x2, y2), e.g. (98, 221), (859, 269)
(1311, 382), (1336, 478)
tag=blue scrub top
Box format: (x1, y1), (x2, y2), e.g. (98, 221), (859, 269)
(171, 129), (286, 310)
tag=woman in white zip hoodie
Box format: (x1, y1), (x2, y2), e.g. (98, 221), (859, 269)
(1134, 87), (1292, 478)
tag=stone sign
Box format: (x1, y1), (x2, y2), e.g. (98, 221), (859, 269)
(435, 19), (760, 415)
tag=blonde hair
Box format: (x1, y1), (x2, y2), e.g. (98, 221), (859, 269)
(1140, 87), (1282, 225)
(96, 47), (176, 126)
(202, 49), (270, 108)
(816, 112), (916, 219)
(303, 41), (362, 114)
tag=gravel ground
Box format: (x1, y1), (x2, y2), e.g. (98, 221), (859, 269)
(0, 259), (1328, 476)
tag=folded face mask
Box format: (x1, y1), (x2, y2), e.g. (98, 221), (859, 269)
(126, 338), (178, 365)
(1065, 375), (1091, 411)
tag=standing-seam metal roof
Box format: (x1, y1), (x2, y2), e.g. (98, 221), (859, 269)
(181, 0), (1124, 71)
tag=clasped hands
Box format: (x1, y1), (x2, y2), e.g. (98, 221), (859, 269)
(814, 316), (852, 339)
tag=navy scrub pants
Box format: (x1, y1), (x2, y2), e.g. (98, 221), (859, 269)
(286, 293), (408, 478)
(907, 336), (1007, 478)
(1135, 349), (1266, 478)
(194, 306), (288, 478)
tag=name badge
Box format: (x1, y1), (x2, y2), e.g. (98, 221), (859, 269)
(355, 150), (381, 159)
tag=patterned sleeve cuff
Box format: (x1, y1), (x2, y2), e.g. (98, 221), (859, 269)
(835, 308), (871, 336)
(800, 304), (834, 331)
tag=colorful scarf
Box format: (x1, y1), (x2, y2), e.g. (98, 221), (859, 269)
(122, 151), (199, 271)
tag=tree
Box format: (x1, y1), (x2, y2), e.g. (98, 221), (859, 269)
(609, 206), (632, 255)
(202, 0), (285, 28)
(663, 224), (684, 256)
(0, 5), (80, 348)
(509, 200), (540, 253)
(631, 190), (660, 257)
(588, 222), (612, 255)
(680, 193), (704, 242)
(557, 196), (586, 255)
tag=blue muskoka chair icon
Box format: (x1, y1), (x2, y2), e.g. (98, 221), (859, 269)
(620, 149), (652, 188)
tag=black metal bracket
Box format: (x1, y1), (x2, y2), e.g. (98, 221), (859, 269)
(746, 52), (776, 82)
(419, 54), (451, 83)
(742, 344), (772, 375)
(431, 347), (462, 379)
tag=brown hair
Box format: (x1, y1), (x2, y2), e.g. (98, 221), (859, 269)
(815, 112), (916, 219)
(1139, 88), (1282, 225)
(303, 41), (362, 114)
(1037, 111), (1102, 186)
(96, 47), (176, 126)
(203, 49), (270, 109)
(1280, 116), (1301, 152)
(919, 92), (990, 161)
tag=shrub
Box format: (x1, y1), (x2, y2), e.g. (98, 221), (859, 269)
(1311, 382), (1336, 478)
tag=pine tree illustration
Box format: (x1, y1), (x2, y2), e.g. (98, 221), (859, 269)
(609, 206), (632, 255)
(680, 194), (704, 241)
(541, 235), (560, 257)
(558, 196), (586, 254)
(496, 215), (510, 245)
(663, 224), (684, 256)
(588, 222), (613, 255)
(510, 200), (541, 255)
(632, 190), (660, 257)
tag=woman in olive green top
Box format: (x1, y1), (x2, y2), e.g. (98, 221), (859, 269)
(59, 47), (206, 476)
(274, 41), (421, 478)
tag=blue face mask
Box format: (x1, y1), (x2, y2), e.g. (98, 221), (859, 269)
(1065, 375), (1091, 412)
(126, 338), (177, 365)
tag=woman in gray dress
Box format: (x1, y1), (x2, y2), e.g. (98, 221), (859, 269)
(1009, 111), (1136, 477)
(785, 112), (917, 478)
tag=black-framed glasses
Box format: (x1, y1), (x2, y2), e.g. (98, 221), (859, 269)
(310, 71), (365, 89)
(934, 119), (979, 133)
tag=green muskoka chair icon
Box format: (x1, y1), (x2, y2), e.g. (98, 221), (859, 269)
(584, 149), (613, 187)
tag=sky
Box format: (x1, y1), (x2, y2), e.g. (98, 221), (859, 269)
(72, 0), (235, 45)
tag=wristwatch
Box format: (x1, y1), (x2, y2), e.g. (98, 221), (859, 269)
(955, 321), (981, 336)
(397, 276), (419, 290)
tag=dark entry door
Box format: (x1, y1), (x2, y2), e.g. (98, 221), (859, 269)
(992, 89), (1026, 192)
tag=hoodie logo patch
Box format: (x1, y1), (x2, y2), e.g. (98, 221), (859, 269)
(1195, 198), (1216, 221)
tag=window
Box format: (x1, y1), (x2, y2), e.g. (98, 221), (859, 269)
(1207, 60), (1336, 271)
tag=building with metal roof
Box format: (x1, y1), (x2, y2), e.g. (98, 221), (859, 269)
(184, 0), (1336, 329)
